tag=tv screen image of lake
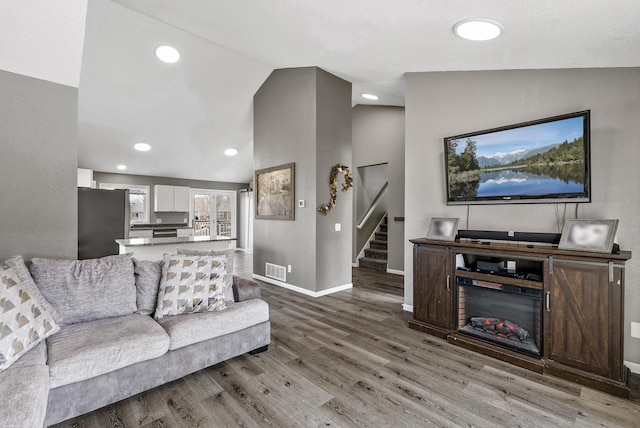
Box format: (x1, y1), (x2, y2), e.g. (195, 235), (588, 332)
(447, 116), (586, 200)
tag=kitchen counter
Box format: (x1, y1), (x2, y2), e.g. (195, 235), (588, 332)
(116, 235), (235, 246)
(117, 235), (236, 260)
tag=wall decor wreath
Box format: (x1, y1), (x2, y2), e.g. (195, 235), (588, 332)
(318, 163), (353, 215)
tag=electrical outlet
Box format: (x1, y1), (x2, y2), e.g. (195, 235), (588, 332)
(287, 265), (292, 273)
(631, 322), (640, 339)
(508, 231), (515, 237)
(156, 218), (162, 224)
(335, 223), (341, 232)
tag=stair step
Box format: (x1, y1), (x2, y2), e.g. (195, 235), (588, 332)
(379, 224), (387, 232)
(370, 240), (388, 250)
(375, 232), (388, 241)
(364, 248), (388, 260)
(358, 257), (388, 271)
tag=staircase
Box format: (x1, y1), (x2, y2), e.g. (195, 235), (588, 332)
(358, 216), (388, 271)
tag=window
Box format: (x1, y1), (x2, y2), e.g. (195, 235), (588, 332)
(99, 183), (150, 224)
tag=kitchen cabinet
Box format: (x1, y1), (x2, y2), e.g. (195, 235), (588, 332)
(129, 230), (153, 238)
(154, 185), (190, 212)
(177, 228), (194, 237)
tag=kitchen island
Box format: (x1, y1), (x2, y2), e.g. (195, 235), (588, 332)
(116, 235), (236, 261)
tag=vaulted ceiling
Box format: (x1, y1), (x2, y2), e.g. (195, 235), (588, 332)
(77, 0), (640, 183)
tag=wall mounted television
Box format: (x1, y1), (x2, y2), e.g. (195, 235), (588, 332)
(444, 110), (591, 205)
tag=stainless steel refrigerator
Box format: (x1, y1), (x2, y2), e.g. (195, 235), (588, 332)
(78, 188), (130, 260)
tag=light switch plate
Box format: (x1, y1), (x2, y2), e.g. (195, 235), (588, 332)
(298, 200), (305, 208)
(631, 322), (640, 339)
(335, 223), (341, 232)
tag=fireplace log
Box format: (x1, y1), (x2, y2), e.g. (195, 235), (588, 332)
(469, 317), (529, 342)
(504, 320), (529, 341)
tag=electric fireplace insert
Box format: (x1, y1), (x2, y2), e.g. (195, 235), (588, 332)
(456, 277), (542, 356)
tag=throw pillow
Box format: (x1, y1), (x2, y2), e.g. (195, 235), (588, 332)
(0, 263), (60, 371)
(177, 248), (234, 303)
(2, 255), (63, 323)
(29, 254), (137, 325)
(132, 258), (163, 315)
(154, 254), (227, 320)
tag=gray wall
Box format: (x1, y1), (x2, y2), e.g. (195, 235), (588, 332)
(92, 172), (248, 242)
(0, 70), (78, 261)
(404, 68), (640, 365)
(253, 67), (352, 292)
(352, 105), (405, 271)
(315, 68), (353, 292)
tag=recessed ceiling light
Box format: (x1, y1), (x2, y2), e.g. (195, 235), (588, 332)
(116, 165), (127, 170)
(134, 142), (151, 152)
(224, 148), (239, 157)
(454, 18), (503, 41)
(155, 45), (180, 64)
(362, 93), (379, 100)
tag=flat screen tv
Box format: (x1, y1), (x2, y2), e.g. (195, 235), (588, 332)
(444, 111), (591, 205)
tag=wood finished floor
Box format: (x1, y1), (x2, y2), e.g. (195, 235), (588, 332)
(54, 253), (640, 428)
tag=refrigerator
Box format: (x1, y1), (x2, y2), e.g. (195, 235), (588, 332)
(78, 188), (130, 260)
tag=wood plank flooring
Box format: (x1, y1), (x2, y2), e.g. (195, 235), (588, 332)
(53, 253), (640, 428)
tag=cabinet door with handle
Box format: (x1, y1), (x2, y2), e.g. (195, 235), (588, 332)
(413, 245), (452, 330)
(544, 260), (624, 380)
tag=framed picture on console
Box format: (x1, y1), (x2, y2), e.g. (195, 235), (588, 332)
(558, 219), (618, 253)
(255, 162), (295, 220)
(426, 217), (459, 241)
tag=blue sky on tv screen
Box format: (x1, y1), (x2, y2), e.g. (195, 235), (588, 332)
(455, 116), (584, 158)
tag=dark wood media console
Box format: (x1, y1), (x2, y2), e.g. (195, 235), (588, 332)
(409, 238), (632, 398)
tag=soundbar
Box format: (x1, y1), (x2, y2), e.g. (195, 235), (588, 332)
(457, 229), (561, 245)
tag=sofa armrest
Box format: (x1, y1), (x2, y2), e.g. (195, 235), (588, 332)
(232, 276), (262, 302)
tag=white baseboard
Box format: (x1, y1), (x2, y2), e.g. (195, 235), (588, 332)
(252, 274), (352, 298)
(402, 304), (414, 312)
(386, 268), (405, 276)
(624, 360), (640, 374)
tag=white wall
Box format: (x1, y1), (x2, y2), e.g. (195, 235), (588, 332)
(404, 68), (640, 364)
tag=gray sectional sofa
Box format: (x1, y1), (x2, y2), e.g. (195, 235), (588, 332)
(0, 254), (270, 427)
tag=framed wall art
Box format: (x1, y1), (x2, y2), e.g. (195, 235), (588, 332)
(558, 219), (618, 253)
(255, 162), (295, 220)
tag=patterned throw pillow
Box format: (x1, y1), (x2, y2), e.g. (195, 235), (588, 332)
(0, 263), (60, 371)
(154, 254), (227, 320)
(176, 248), (234, 303)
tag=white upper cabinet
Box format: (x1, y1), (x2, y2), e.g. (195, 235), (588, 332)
(173, 186), (190, 212)
(154, 185), (190, 212)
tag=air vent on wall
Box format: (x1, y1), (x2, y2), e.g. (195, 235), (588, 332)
(265, 262), (286, 282)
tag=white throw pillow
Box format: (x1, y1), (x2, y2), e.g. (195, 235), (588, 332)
(0, 263), (59, 371)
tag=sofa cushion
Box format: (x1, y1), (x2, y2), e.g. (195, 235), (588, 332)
(0, 344), (49, 428)
(154, 254), (227, 320)
(47, 314), (170, 388)
(177, 248), (234, 302)
(3, 255), (63, 323)
(157, 298), (269, 351)
(132, 258), (162, 315)
(0, 263), (59, 371)
(29, 254), (137, 324)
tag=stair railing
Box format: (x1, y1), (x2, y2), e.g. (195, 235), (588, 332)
(357, 181), (389, 230)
